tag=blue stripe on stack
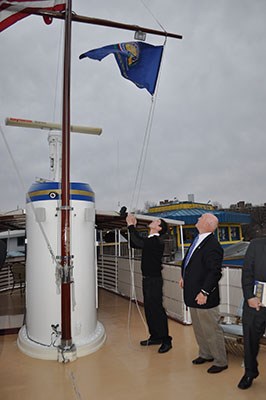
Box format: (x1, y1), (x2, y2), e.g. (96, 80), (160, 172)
(27, 182), (95, 203)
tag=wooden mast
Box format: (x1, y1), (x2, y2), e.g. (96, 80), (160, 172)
(53, 4), (182, 355)
(60, 0), (73, 352)
(28, 4), (182, 359)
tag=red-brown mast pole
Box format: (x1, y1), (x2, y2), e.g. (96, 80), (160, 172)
(60, 0), (74, 353)
(31, 10), (183, 40)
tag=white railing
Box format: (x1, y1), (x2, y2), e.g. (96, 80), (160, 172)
(0, 257), (26, 292)
(0, 250), (244, 326)
(97, 250), (243, 325)
(0, 263), (13, 292)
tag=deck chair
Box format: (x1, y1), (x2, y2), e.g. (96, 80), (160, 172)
(219, 300), (244, 356)
(10, 262), (25, 295)
(219, 299), (266, 356)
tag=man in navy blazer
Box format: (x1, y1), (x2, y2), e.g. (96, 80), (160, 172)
(0, 240), (7, 270)
(179, 213), (227, 373)
(238, 237), (266, 389)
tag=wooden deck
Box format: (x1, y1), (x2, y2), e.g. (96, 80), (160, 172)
(0, 289), (266, 400)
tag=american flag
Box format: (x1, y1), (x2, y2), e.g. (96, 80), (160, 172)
(0, 0), (66, 32)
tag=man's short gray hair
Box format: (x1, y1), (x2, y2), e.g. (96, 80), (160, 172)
(204, 213), (219, 231)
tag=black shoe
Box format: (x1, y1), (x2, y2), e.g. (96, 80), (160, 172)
(192, 356), (214, 365)
(207, 365), (228, 374)
(238, 374), (258, 390)
(158, 343), (172, 353)
(140, 338), (162, 346)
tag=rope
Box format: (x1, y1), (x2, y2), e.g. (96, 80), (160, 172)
(127, 2), (169, 342)
(129, 100), (153, 211)
(69, 371), (84, 400)
(126, 230), (149, 348)
(129, 39), (167, 211)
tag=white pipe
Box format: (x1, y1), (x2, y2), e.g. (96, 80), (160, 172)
(5, 117), (102, 135)
(180, 225), (185, 259)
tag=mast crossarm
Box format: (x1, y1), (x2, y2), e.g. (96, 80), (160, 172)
(5, 117), (102, 135)
(30, 10), (183, 40)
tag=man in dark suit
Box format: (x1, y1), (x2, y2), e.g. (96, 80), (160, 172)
(238, 237), (266, 390)
(0, 239), (7, 270)
(179, 213), (227, 373)
(126, 213), (172, 354)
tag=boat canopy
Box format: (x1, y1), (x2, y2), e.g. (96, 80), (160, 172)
(147, 208), (251, 225)
(0, 210), (184, 233)
(96, 210), (184, 232)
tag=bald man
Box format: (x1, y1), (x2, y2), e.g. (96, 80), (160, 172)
(179, 213), (227, 373)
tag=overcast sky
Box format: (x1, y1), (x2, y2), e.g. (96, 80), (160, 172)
(1, 0), (266, 213)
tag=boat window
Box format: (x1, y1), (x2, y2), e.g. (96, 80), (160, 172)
(17, 236), (25, 247)
(230, 226), (240, 241)
(183, 228), (198, 244)
(219, 227), (229, 241)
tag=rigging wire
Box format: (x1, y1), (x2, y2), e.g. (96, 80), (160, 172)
(129, 37), (167, 212)
(117, 1), (169, 212)
(134, 39), (167, 210)
(0, 23), (68, 296)
(129, 0), (168, 212)
(127, 95), (157, 339)
(127, 2), (169, 345)
(0, 125), (61, 283)
(52, 22), (64, 123)
(129, 101), (153, 211)
(140, 0), (167, 33)
(116, 138), (121, 209)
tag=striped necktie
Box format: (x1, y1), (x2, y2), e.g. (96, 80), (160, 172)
(184, 235), (199, 268)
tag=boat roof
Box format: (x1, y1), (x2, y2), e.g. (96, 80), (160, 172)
(0, 210), (184, 233)
(95, 210), (184, 231)
(0, 229), (26, 238)
(0, 212), (26, 232)
(147, 208), (251, 225)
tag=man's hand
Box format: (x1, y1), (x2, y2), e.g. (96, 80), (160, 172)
(126, 213), (137, 227)
(248, 297), (261, 311)
(179, 277), (184, 289)
(195, 292), (207, 305)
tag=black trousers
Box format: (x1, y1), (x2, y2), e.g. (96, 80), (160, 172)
(142, 276), (171, 344)
(242, 302), (266, 377)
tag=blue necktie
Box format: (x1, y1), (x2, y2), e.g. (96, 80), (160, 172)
(184, 235), (199, 268)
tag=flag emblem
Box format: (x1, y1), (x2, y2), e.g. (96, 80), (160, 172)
(79, 41), (164, 95)
(118, 42), (139, 67)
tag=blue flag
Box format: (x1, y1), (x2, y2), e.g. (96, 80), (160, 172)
(79, 41), (163, 95)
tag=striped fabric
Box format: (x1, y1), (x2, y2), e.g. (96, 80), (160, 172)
(0, 0), (66, 32)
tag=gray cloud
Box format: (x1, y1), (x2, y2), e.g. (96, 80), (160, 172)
(1, 0), (266, 213)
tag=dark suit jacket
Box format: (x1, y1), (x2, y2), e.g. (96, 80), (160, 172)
(0, 240), (7, 270)
(242, 238), (266, 301)
(128, 225), (164, 277)
(181, 234), (224, 309)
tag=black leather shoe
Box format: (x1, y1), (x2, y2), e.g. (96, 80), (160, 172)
(207, 365), (228, 373)
(158, 343), (172, 353)
(192, 356), (214, 365)
(140, 338), (162, 346)
(238, 374), (258, 390)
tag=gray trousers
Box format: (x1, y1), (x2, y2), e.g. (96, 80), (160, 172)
(190, 306), (227, 367)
